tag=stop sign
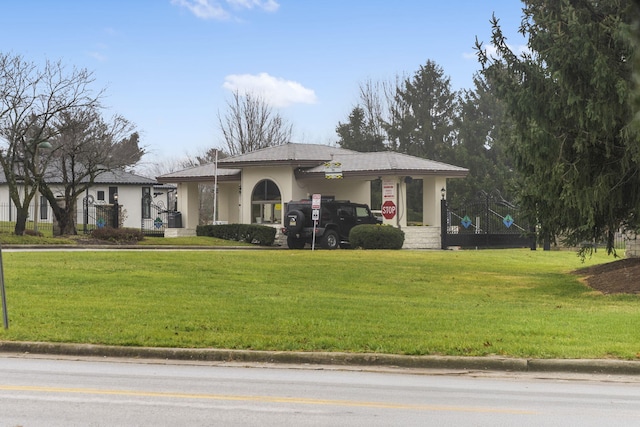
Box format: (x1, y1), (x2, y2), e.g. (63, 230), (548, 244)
(381, 200), (396, 219)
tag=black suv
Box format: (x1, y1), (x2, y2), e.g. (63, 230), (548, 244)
(282, 198), (381, 249)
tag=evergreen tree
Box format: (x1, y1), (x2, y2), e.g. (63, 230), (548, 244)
(336, 106), (386, 152)
(385, 60), (458, 163)
(478, 0), (640, 254)
(448, 73), (513, 202)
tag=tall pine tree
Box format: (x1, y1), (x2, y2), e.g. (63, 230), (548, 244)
(478, 0), (640, 254)
(336, 106), (386, 152)
(385, 60), (458, 163)
(449, 73), (513, 202)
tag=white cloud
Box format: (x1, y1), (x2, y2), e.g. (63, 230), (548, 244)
(88, 51), (108, 62)
(171, 0), (230, 20)
(171, 0), (279, 20)
(223, 73), (317, 108)
(227, 0), (279, 12)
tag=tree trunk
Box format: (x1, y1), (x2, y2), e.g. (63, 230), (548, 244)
(13, 208), (29, 235)
(9, 184), (36, 236)
(53, 204), (78, 236)
(55, 209), (78, 235)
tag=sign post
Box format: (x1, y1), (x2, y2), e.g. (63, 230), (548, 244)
(311, 194), (321, 251)
(382, 180), (397, 224)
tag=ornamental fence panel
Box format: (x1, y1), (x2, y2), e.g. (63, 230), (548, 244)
(442, 191), (534, 249)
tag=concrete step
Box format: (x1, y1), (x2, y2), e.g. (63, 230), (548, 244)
(402, 226), (441, 249)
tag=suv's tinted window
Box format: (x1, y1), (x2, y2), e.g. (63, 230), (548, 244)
(337, 206), (354, 218)
(355, 206), (370, 219)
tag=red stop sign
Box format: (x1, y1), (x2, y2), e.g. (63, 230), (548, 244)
(381, 200), (396, 219)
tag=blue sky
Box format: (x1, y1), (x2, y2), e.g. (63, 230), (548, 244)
(2, 1), (526, 170)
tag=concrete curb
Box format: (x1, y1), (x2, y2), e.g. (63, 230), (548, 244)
(2, 341), (640, 375)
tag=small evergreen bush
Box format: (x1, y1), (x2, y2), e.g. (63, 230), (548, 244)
(91, 227), (145, 244)
(197, 224), (276, 246)
(349, 224), (404, 249)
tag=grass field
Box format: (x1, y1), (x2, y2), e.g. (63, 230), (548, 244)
(0, 248), (637, 360)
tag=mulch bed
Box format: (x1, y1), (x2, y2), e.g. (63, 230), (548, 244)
(575, 257), (640, 295)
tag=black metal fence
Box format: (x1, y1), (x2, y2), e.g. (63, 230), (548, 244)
(0, 199), (171, 237)
(81, 199), (119, 233)
(0, 202), (54, 235)
(140, 193), (169, 237)
(441, 191), (629, 250)
(442, 191), (534, 249)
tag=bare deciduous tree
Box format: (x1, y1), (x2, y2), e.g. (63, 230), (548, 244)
(38, 107), (144, 235)
(218, 91), (292, 155)
(0, 53), (102, 234)
(357, 78), (396, 147)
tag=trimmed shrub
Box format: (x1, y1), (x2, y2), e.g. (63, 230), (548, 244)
(91, 227), (145, 244)
(196, 224), (276, 246)
(349, 224), (404, 249)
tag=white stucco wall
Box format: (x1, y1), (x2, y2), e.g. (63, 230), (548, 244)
(176, 182), (200, 230)
(198, 167), (446, 229)
(216, 182), (240, 223)
(423, 176), (446, 227)
(212, 169), (375, 226)
(296, 179), (372, 206)
(97, 185), (145, 229)
(241, 166), (297, 224)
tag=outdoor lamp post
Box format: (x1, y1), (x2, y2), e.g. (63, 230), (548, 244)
(33, 140), (52, 234)
(113, 193), (119, 228)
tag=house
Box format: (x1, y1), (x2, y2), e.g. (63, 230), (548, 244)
(157, 143), (468, 248)
(0, 168), (161, 233)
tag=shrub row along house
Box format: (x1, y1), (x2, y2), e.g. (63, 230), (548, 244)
(157, 143), (468, 249)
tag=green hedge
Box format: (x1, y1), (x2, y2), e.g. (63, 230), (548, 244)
(349, 224), (405, 249)
(91, 227), (145, 244)
(196, 224), (276, 246)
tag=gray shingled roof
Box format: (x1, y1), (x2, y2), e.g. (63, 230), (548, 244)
(156, 142), (468, 182)
(157, 163), (241, 182)
(299, 151), (468, 178)
(216, 143), (358, 168)
(0, 167), (157, 185)
(91, 169), (158, 185)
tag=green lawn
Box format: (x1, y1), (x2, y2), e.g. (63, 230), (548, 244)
(0, 249), (637, 360)
(0, 232), (248, 247)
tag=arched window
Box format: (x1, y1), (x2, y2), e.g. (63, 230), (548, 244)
(251, 179), (282, 224)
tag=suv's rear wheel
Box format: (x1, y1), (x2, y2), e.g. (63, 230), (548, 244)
(287, 235), (306, 249)
(321, 230), (340, 250)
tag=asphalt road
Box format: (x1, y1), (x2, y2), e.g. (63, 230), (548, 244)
(1, 354), (640, 426)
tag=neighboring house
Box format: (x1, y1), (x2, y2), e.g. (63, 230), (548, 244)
(157, 143), (468, 248)
(0, 168), (161, 233)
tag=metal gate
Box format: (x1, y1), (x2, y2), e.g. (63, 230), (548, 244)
(81, 196), (118, 233)
(141, 193), (168, 236)
(441, 190), (534, 249)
